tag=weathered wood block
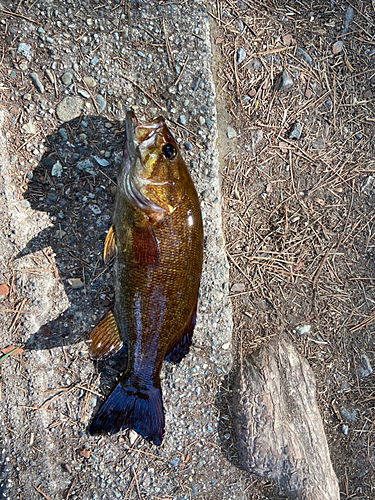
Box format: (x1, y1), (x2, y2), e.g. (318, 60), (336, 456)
(232, 336), (340, 500)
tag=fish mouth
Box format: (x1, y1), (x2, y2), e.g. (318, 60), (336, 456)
(134, 116), (165, 143)
(124, 112), (166, 163)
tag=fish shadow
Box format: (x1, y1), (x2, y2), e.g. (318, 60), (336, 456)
(16, 115), (124, 361)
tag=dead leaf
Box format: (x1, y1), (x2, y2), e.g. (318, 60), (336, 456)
(0, 284), (9, 296)
(314, 198), (326, 206)
(1, 345), (24, 356)
(282, 34), (292, 46)
(79, 449), (90, 459)
(293, 261), (304, 272)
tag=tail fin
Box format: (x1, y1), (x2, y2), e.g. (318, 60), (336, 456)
(89, 380), (165, 446)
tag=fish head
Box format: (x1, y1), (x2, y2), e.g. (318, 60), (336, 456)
(122, 112), (186, 214)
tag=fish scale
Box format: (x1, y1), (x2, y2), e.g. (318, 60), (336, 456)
(88, 111), (203, 445)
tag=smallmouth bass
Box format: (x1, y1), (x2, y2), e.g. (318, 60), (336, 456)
(88, 111), (203, 445)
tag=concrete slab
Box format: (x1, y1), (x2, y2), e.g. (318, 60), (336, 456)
(0, 2), (244, 499)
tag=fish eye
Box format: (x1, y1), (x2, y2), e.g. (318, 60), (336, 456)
(162, 143), (177, 160)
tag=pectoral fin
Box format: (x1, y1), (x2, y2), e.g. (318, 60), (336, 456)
(88, 310), (123, 359)
(165, 302), (198, 364)
(133, 216), (159, 266)
(103, 226), (116, 264)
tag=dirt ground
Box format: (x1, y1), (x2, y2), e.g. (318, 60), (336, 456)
(215, 0), (375, 498)
(0, 0), (375, 499)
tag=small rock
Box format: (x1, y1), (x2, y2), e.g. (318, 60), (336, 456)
(278, 69), (293, 91)
(342, 425), (349, 436)
(179, 115), (186, 125)
(332, 41), (343, 55)
(249, 88), (256, 97)
(342, 6), (354, 35)
(231, 283), (245, 293)
(95, 95), (106, 113)
(227, 126), (237, 139)
(22, 120), (36, 134)
(51, 161), (63, 177)
(76, 159), (95, 175)
(17, 43), (32, 61)
(61, 72), (73, 85)
(184, 142), (192, 151)
(237, 47), (246, 64)
(191, 484), (198, 495)
(89, 204), (101, 215)
(312, 138), (325, 149)
(362, 176), (375, 195)
(68, 278), (84, 289)
(0, 284), (10, 296)
(282, 34), (292, 46)
(364, 90), (373, 99)
(29, 72), (44, 93)
(289, 122), (302, 140)
(56, 96), (83, 122)
(358, 354), (373, 378)
(94, 156), (110, 167)
(54, 229), (66, 239)
(58, 128), (68, 142)
(169, 457), (180, 467)
(295, 324), (311, 335)
(296, 47), (313, 65)
(48, 192), (58, 203)
(78, 88), (90, 98)
(90, 56), (99, 66)
(129, 430), (138, 445)
(340, 407), (357, 422)
(83, 76), (96, 88)
(222, 342), (230, 350)
(305, 88), (313, 99)
(201, 189), (210, 200)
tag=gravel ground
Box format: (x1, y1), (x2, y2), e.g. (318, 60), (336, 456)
(0, 1), (253, 499)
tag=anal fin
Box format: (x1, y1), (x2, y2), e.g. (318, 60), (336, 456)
(88, 310), (123, 359)
(103, 226), (116, 264)
(165, 302), (197, 364)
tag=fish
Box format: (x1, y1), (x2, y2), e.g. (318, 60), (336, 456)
(88, 110), (203, 446)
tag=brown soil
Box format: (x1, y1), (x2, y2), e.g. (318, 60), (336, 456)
(214, 0), (375, 498)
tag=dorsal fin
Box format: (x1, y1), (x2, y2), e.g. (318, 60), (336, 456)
(165, 301), (197, 364)
(88, 310), (123, 360)
(103, 225), (116, 264)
